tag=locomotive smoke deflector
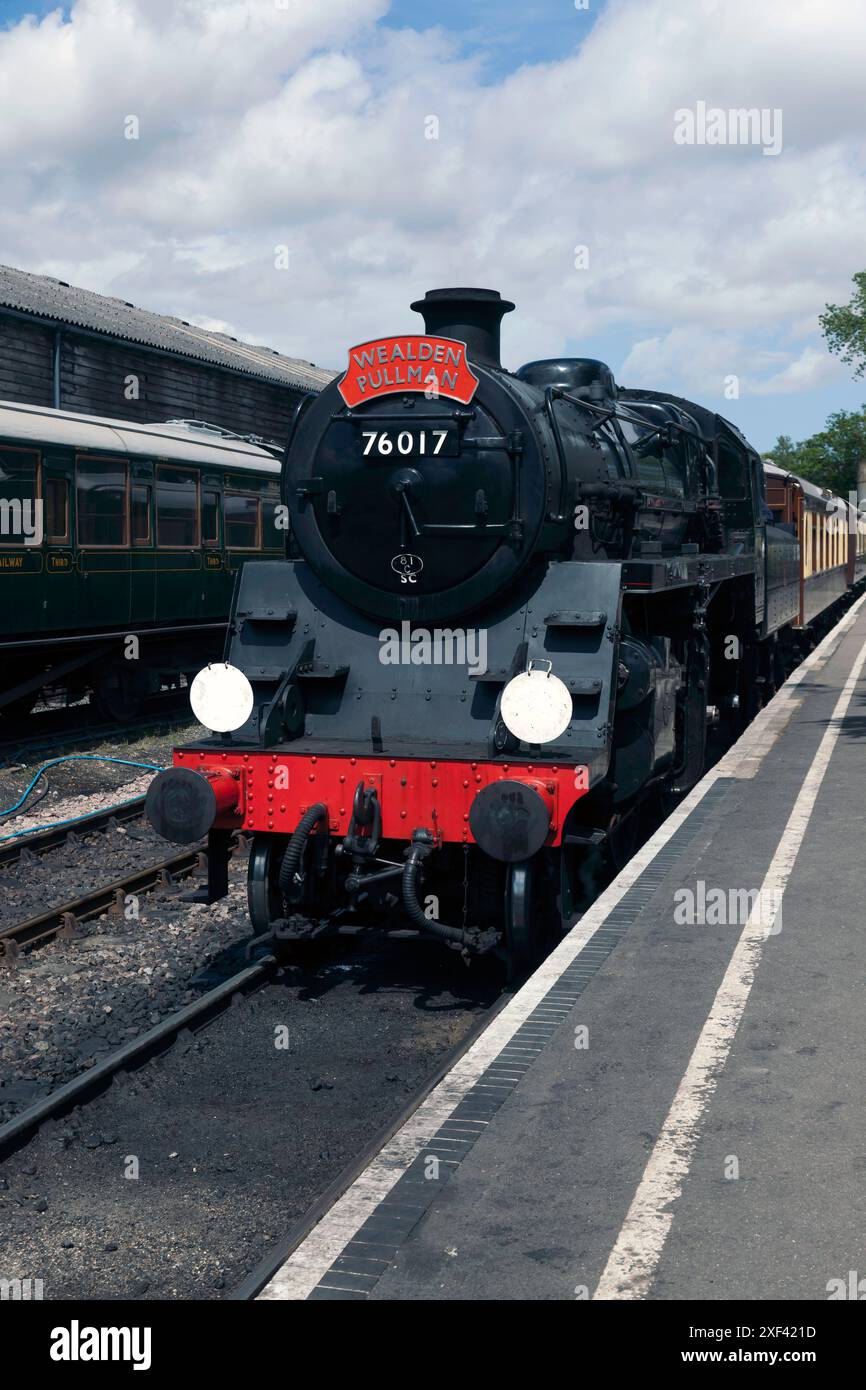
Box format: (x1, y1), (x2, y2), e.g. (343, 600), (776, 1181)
(410, 287), (515, 368)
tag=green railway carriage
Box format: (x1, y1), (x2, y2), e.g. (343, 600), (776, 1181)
(0, 400), (283, 720)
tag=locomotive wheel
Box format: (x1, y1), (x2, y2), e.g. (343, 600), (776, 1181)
(93, 665), (144, 723)
(608, 806), (641, 874)
(247, 834), (285, 935)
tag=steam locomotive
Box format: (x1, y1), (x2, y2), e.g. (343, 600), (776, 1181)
(145, 287), (865, 973)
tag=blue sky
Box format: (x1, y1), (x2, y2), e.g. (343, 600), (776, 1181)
(2, 0), (597, 69)
(0, 0), (59, 20)
(385, 1), (598, 80)
(2, 0), (865, 453)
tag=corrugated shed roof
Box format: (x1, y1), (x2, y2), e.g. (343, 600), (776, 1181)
(0, 264), (337, 393)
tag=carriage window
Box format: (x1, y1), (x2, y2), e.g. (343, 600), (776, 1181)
(77, 457), (128, 547)
(224, 492), (260, 548)
(45, 478), (69, 543)
(0, 449), (39, 546)
(156, 466), (198, 547)
(202, 489), (220, 545)
(132, 484), (151, 545)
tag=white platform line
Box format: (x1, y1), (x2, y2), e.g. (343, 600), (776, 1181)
(594, 623), (866, 1300)
(258, 592), (866, 1301)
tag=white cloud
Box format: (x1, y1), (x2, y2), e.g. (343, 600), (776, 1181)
(621, 327), (849, 400)
(0, 0), (865, 420)
(750, 346), (843, 396)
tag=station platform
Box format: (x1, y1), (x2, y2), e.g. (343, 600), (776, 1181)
(259, 593), (866, 1302)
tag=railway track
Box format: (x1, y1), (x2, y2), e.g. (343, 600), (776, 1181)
(229, 988), (509, 1301)
(0, 954), (275, 1160)
(0, 935), (501, 1300)
(0, 797), (246, 960)
(0, 843), (208, 960)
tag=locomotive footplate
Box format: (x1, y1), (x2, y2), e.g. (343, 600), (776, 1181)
(163, 749), (591, 849)
(622, 550), (755, 590)
(144, 748), (594, 964)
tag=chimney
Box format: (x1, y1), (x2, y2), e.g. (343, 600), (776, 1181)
(410, 287), (515, 368)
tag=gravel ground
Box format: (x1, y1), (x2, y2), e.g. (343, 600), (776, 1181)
(0, 774), (155, 843)
(0, 856), (252, 1124)
(0, 717), (200, 832)
(0, 717), (254, 1125)
(0, 946), (501, 1300)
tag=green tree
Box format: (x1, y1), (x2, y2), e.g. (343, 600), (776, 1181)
(820, 271), (866, 378)
(762, 434), (801, 471)
(762, 408), (866, 497)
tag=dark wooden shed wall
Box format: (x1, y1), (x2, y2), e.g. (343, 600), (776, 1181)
(0, 316), (55, 408)
(0, 312), (303, 444)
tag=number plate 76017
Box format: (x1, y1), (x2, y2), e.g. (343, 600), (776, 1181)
(355, 426), (458, 458)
